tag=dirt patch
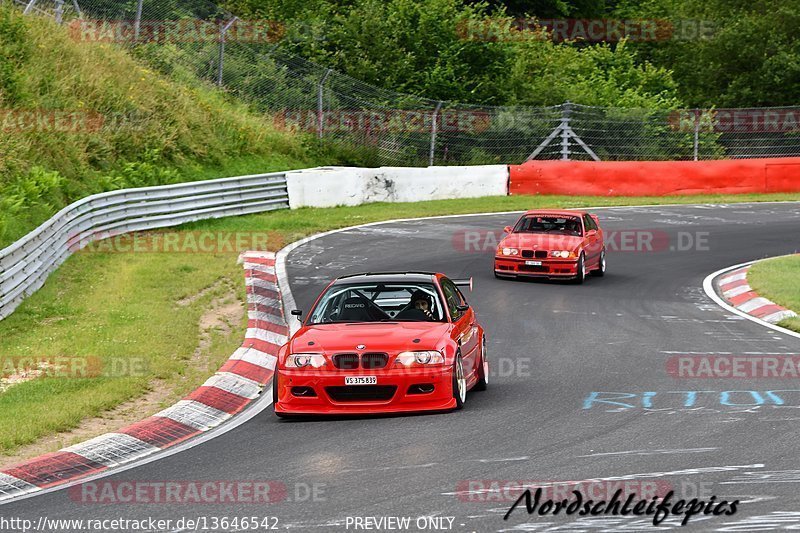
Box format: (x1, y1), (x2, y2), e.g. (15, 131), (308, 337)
(0, 279), (245, 470)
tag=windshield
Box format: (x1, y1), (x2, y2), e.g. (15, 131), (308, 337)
(307, 282), (446, 324)
(514, 215), (583, 236)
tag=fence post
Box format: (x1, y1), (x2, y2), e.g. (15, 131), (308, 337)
(429, 101), (443, 166)
(217, 18), (238, 87)
(317, 68), (332, 140)
(134, 0), (144, 41)
(54, 0), (63, 23)
(693, 114), (700, 161)
(561, 101), (572, 160)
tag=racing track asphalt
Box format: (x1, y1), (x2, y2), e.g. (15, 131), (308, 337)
(2, 203), (800, 532)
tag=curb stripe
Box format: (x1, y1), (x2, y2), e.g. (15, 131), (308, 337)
(247, 310), (287, 328)
(246, 319), (289, 336)
(4, 453), (107, 488)
(229, 346), (278, 370)
(722, 285), (753, 298)
(219, 359), (274, 384)
(241, 338), (281, 357)
(245, 327), (288, 347)
(120, 418), (200, 448)
(763, 310), (798, 324)
(154, 400), (231, 431)
(186, 387), (253, 415)
(242, 262), (276, 274)
(738, 297), (774, 313)
(720, 272), (748, 284)
(246, 277), (278, 291)
(0, 473), (38, 498)
(201, 372), (262, 398)
(62, 434), (160, 468)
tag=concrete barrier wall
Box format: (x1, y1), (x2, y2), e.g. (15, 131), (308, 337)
(509, 158), (800, 196)
(286, 165), (508, 208)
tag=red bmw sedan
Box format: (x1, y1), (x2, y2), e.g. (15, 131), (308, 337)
(494, 209), (606, 283)
(273, 272), (487, 417)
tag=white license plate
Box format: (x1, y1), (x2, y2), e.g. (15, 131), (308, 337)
(525, 260), (542, 266)
(345, 376), (377, 385)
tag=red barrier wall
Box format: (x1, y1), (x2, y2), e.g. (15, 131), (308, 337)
(509, 158), (800, 196)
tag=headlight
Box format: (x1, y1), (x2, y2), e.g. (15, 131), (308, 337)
(286, 353), (326, 368)
(500, 247), (519, 256)
(550, 250), (574, 258)
(396, 351), (445, 365)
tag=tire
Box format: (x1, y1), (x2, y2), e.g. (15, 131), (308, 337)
(592, 249), (606, 277)
(573, 253), (586, 284)
(474, 338), (488, 391)
(452, 351), (467, 410)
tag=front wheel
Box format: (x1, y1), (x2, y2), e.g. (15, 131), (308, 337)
(452, 352), (467, 409)
(474, 338), (488, 391)
(592, 249), (606, 277)
(573, 253), (586, 285)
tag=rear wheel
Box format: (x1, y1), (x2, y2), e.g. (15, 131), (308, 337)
(474, 338), (488, 391)
(452, 352), (467, 409)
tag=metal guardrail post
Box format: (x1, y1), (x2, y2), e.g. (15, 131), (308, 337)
(53, 0), (63, 23)
(134, 0), (144, 41)
(217, 17), (238, 87)
(561, 102), (572, 161)
(429, 101), (443, 166)
(317, 69), (332, 140)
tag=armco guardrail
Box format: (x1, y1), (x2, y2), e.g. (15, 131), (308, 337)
(0, 171), (290, 320)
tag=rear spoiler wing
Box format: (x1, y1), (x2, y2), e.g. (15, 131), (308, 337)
(452, 277), (473, 292)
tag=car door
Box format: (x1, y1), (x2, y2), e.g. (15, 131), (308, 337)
(441, 278), (480, 382)
(582, 214), (602, 268)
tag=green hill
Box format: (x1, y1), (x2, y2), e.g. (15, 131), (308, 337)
(0, 5), (334, 248)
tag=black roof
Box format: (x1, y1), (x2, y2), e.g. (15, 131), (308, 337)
(332, 272), (437, 285)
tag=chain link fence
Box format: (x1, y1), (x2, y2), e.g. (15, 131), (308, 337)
(10, 0), (800, 165)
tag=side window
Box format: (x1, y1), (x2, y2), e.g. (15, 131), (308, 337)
(583, 214), (596, 232)
(440, 279), (463, 320)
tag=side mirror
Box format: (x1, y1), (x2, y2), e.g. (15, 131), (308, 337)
(456, 304), (470, 312)
(586, 229), (597, 237)
(503, 226), (512, 234)
(291, 309), (303, 322)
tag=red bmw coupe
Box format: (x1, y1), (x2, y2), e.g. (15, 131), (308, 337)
(273, 272), (487, 417)
(494, 209), (606, 283)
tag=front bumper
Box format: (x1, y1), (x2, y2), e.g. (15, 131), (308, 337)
(274, 366), (456, 415)
(494, 256), (579, 278)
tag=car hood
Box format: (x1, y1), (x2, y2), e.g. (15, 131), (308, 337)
(501, 233), (583, 251)
(290, 322), (452, 354)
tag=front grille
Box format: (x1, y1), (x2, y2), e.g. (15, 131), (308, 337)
(361, 353), (388, 369)
(326, 385), (397, 402)
(332, 353), (359, 370)
(521, 250), (548, 259)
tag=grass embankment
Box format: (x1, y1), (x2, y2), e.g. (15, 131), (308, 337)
(0, 6), (339, 248)
(748, 255), (800, 333)
(0, 192), (798, 461)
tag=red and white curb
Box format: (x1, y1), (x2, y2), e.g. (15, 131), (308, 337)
(717, 264), (798, 324)
(0, 251), (285, 502)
